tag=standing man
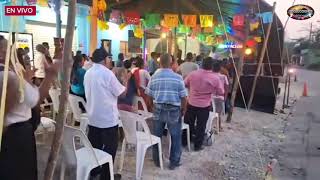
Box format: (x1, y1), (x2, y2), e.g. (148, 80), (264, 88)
(84, 48), (125, 180)
(177, 52), (199, 79)
(184, 57), (224, 151)
(148, 52), (158, 75)
(146, 54), (187, 170)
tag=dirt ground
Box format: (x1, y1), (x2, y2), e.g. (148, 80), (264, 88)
(37, 80), (301, 180)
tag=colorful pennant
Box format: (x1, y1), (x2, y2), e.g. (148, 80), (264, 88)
(134, 26), (144, 39)
(119, 23), (127, 30)
(258, 12), (273, 24)
(164, 14), (179, 28)
(98, 20), (109, 31)
(200, 15), (213, 28)
(37, 0), (48, 7)
(26, 0), (37, 5)
(178, 25), (191, 34)
(124, 11), (140, 25)
(182, 15), (197, 28)
(250, 20), (259, 31)
(254, 36), (262, 43)
(214, 24), (225, 35)
(203, 27), (214, 33)
(144, 13), (161, 28)
(233, 14), (245, 27)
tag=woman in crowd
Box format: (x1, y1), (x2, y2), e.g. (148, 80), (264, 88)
(70, 54), (86, 100)
(0, 35), (59, 180)
(116, 59), (138, 112)
(132, 56), (151, 111)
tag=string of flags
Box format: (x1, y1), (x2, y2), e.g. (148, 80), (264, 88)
(2, 0), (273, 47)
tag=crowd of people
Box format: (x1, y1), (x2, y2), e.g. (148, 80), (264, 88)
(0, 35), (234, 179)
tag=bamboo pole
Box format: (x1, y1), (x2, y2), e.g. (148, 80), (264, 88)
(226, 20), (249, 123)
(247, 2), (276, 110)
(44, 0), (76, 179)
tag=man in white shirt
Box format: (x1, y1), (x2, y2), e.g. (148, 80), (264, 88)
(84, 48), (125, 180)
(177, 52), (199, 79)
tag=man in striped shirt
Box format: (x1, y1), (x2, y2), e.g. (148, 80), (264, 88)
(146, 53), (187, 170)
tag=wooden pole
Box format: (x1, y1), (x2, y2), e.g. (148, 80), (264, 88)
(44, 0), (76, 179)
(247, 2), (276, 110)
(226, 20), (249, 122)
(54, 0), (62, 38)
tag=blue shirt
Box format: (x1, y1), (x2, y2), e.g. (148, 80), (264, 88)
(71, 68), (86, 95)
(148, 59), (158, 74)
(145, 68), (187, 106)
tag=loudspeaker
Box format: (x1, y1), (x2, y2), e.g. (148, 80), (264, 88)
(235, 76), (279, 114)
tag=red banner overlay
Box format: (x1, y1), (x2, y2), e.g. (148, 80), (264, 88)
(5, 6), (36, 16)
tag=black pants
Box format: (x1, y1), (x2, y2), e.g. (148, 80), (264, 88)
(184, 104), (210, 149)
(88, 125), (119, 180)
(0, 121), (37, 180)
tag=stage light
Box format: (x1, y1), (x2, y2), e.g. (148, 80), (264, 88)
(288, 68), (295, 74)
(245, 48), (253, 55)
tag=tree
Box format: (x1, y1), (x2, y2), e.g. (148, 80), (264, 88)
(44, 0), (76, 179)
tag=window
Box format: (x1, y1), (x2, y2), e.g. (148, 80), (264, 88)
(120, 41), (130, 58)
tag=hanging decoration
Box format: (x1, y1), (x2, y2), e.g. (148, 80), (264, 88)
(144, 13), (161, 28)
(254, 36), (262, 43)
(119, 23), (127, 30)
(124, 11), (140, 25)
(98, 20), (109, 31)
(163, 14), (179, 28)
(178, 25), (191, 34)
(200, 15), (213, 28)
(37, 0), (48, 7)
(258, 12), (273, 24)
(26, 0), (37, 5)
(97, 0), (107, 20)
(109, 10), (122, 24)
(233, 14), (245, 28)
(182, 15), (197, 28)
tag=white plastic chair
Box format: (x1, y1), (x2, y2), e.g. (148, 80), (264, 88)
(35, 117), (56, 143)
(49, 88), (61, 120)
(167, 121), (191, 152)
(68, 94), (88, 128)
(133, 96), (148, 112)
(119, 110), (163, 179)
(60, 126), (114, 180)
